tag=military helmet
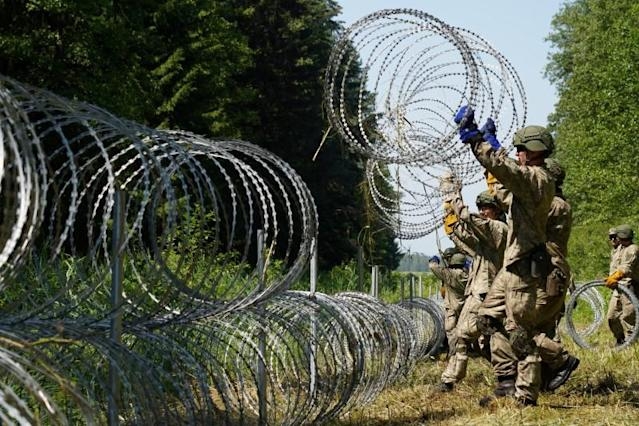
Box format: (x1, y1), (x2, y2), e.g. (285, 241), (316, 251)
(476, 190), (499, 208)
(616, 224), (634, 240)
(544, 158), (565, 184)
(449, 253), (467, 266)
(443, 247), (457, 259)
(513, 125), (554, 153)
(608, 227), (617, 237)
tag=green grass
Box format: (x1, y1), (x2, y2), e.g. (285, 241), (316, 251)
(329, 331), (639, 425)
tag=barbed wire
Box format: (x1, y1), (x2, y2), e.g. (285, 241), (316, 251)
(0, 74), (450, 424)
(324, 8), (526, 238)
(564, 280), (639, 350)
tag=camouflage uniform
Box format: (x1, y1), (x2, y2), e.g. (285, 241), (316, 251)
(469, 139), (555, 403)
(533, 193), (573, 372)
(430, 260), (468, 356)
(607, 240), (639, 342)
(440, 194), (507, 385)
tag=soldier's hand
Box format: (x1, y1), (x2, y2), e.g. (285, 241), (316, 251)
(454, 105), (480, 143)
(480, 118), (501, 150)
(443, 212), (458, 235)
(440, 286), (446, 298)
(605, 270), (624, 289)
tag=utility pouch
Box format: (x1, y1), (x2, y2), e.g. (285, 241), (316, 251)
(529, 245), (550, 279)
(546, 268), (566, 297)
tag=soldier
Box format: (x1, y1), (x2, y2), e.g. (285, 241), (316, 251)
(429, 252), (469, 358)
(535, 158), (579, 391)
(455, 106), (555, 406)
(605, 224), (639, 345)
(438, 190), (507, 392)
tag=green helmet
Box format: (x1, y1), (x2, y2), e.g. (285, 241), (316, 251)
(449, 253), (466, 266)
(544, 157), (565, 184)
(443, 247), (457, 259)
(476, 190), (499, 208)
(513, 125), (554, 154)
(616, 224), (634, 240)
(608, 227), (617, 237)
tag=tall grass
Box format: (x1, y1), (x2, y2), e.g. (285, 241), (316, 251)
(329, 318), (639, 425)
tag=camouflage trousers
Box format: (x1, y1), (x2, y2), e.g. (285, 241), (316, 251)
(441, 293), (485, 384)
(443, 292), (465, 357)
(479, 260), (570, 402)
(607, 284), (637, 342)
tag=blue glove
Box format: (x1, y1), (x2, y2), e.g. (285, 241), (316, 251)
(464, 258), (472, 270)
(429, 255), (441, 264)
(454, 105), (479, 143)
(480, 118), (501, 150)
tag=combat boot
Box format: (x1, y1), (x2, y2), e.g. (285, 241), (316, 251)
(546, 355), (580, 391)
(493, 375), (515, 397)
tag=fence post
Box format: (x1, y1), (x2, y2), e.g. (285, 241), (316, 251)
(309, 238), (318, 398)
(256, 230), (267, 426)
(410, 274), (415, 301)
(108, 190), (125, 426)
(370, 265), (379, 298)
(357, 245), (364, 292)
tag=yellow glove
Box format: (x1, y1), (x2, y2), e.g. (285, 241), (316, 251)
(442, 201), (454, 215)
(605, 270), (624, 289)
(485, 172), (499, 194)
(443, 213), (458, 235)
(440, 286), (446, 298)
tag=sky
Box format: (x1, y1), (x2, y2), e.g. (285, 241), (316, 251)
(337, 0), (567, 256)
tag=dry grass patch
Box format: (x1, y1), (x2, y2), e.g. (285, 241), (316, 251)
(330, 336), (639, 425)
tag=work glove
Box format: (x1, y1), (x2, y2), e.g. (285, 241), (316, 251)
(443, 212), (458, 235)
(453, 105), (480, 143)
(440, 286), (446, 298)
(480, 118), (502, 150)
(429, 255), (441, 264)
(485, 171), (499, 194)
(605, 270), (624, 289)
(464, 258), (472, 270)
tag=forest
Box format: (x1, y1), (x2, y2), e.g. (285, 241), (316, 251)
(1, 0), (638, 279)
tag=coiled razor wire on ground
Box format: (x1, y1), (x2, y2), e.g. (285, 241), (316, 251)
(0, 74), (447, 424)
(398, 296), (446, 357)
(324, 9), (527, 237)
(564, 280), (639, 351)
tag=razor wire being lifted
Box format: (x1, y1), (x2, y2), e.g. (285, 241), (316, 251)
(324, 8), (527, 238)
(0, 75), (448, 424)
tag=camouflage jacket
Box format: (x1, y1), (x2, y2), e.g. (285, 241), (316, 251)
(547, 195), (572, 257)
(450, 200), (507, 297)
(615, 243), (639, 284)
(429, 263), (467, 312)
(470, 142), (554, 267)
(610, 245), (622, 275)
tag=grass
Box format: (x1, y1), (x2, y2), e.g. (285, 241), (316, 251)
(329, 330), (639, 425)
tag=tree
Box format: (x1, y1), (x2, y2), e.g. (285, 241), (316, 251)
(546, 0), (639, 279)
(227, 0), (402, 270)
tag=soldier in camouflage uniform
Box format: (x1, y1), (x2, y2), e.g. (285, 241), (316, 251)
(455, 107), (555, 406)
(437, 190), (507, 392)
(534, 158), (579, 391)
(429, 252), (469, 357)
(605, 224), (639, 344)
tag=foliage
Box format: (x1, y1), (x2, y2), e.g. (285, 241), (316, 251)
(0, 0), (403, 271)
(546, 0), (639, 280)
(397, 252), (432, 273)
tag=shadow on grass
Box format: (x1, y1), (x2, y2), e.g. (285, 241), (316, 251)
(588, 372), (639, 403)
(334, 408), (458, 425)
